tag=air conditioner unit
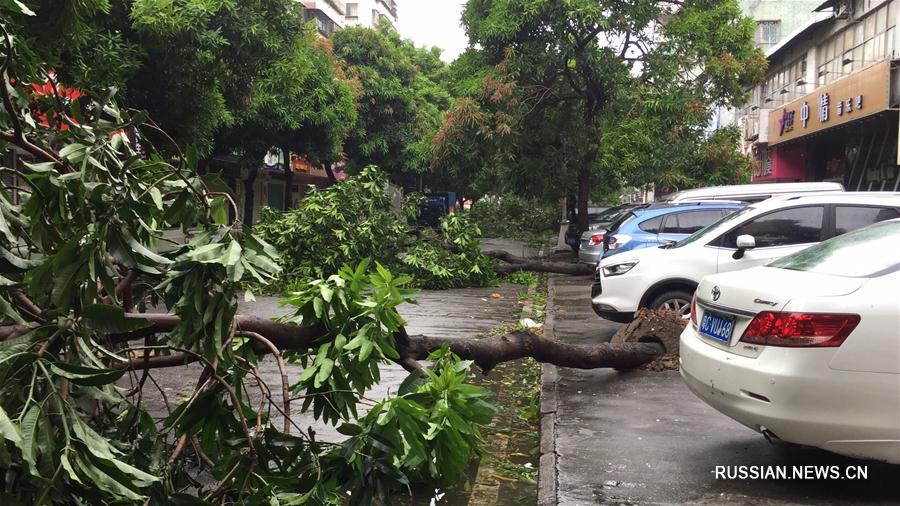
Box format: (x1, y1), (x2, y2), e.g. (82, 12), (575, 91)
(833, 0), (851, 19)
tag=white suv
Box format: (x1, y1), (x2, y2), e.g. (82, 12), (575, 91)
(591, 193), (900, 323)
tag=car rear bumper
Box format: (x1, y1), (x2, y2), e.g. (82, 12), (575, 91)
(680, 325), (900, 464)
(578, 244), (602, 264)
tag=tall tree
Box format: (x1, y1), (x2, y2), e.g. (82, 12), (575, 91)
(331, 23), (451, 189)
(435, 0), (765, 230)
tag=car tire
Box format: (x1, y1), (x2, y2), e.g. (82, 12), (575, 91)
(647, 290), (693, 318)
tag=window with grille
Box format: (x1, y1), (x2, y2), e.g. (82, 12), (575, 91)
(757, 21), (780, 45)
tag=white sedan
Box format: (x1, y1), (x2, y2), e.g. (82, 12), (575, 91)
(680, 219), (900, 464)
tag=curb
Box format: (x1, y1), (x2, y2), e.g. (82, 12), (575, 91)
(537, 275), (560, 506)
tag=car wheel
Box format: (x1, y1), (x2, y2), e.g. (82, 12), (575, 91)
(647, 290), (692, 319)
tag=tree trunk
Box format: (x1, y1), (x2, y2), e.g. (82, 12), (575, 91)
(243, 166), (259, 225)
(484, 250), (594, 276)
(400, 330), (664, 373)
(90, 313), (674, 374)
(283, 147), (293, 210)
(323, 163), (337, 183)
(576, 165), (590, 232)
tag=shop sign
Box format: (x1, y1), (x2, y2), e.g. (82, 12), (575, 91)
(768, 60), (891, 146)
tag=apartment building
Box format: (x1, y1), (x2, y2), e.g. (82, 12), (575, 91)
(345, 0), (399, 29)
(302, 0), (398, 37)
(740, 0), (899, 190)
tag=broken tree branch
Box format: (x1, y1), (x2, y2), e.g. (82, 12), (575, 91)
(484, 250), (594, 276)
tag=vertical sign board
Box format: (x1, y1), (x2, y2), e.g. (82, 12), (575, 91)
(768, 60), (892, 147)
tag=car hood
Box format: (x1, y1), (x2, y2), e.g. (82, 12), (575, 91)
(697, 265), (868, 311)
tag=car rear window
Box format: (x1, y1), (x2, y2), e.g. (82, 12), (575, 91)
(639, 216), (663, 233)
(607, 212), (636, 233)
(770, 220), (900, 277)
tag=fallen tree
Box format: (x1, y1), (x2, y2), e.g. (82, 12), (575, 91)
(484, 249), (595, 276)
(0, 29), (673, 505)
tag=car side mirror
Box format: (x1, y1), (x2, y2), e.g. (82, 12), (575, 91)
(732, 234), (756, 259)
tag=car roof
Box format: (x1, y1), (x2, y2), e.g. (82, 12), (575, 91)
(632, 201), (744, 216)
(660, 182), (845, 202)
(751, 191), (900, 210)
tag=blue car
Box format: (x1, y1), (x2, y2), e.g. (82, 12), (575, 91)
(601, 202), (744, 259)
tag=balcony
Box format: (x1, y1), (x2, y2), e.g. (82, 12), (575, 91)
(303, 8), (340, 36)
(304, 0), (345, 14)
(376, 0), (397, 19)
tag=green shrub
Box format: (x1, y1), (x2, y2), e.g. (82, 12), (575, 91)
(255, 167), (412, 286)
(400, 214), (497, 289)
(256, 167), (496, 291)
(468, 195), (558, 245)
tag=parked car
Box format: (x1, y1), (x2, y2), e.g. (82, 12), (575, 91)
(591, 193), (900, 323)
(680, 219), (900, 464)
(659, 182), (844, 203)
(597, 201), (744, 261)
(565, 203), (636, 251)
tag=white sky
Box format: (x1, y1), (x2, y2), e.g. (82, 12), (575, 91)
(397, 0), (469, 62)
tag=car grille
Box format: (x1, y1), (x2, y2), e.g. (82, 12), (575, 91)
(590, 272), (602, 298)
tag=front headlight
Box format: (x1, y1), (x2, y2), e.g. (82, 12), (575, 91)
(601, 259), (639, 277)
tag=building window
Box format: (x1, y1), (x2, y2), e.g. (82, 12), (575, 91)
(346, 2), (358, 19)
(757, 21), (780, 45)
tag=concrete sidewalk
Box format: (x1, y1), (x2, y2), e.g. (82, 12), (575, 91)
(539, 274), (900, 505)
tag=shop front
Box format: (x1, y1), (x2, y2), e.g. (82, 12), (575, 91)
(760, 59), (900, 190)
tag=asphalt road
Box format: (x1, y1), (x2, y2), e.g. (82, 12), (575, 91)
(544, 274), (900, 505)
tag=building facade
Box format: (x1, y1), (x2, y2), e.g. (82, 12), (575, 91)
(345, 0), (398, 29)
(303, 0), (347, 37)
(302, 0), (398, 36)
(740, 0), (899, 190)
(709, 0), (824, 130)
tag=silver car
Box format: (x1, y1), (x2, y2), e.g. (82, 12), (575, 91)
(578, 228), (607, 264)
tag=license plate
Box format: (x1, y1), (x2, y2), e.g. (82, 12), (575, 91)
(699, 311), (735, 344)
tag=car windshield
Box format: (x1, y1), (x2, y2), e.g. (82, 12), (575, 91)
(671, 206), (753, 248)
(769, 220), (900, 277)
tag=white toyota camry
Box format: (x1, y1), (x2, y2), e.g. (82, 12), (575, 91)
(680, 219), (900, 464)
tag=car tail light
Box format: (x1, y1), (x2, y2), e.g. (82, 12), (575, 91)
(690, 292), (697, 327)
(607, 234), (632, 250)
(739, 312), (860, 347)
(589, 233), (605, 245)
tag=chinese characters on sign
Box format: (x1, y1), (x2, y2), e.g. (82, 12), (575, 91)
(767, 60), (889, 146)
(819, 93), (829, 122)
(779, 110), (795, 135)
(780, 93), (864, 136)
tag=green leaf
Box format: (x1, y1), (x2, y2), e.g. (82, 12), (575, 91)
(0, 405), (23, 448)
(149, 187), (164, 210)
(314, 358), (333, 388)
(210, 196), (228, 225)
(336, 423), (362, 436)
(125, 233), (172, 265)
(359, 339), (374, 362)
(51, 362), (126, 386)
(81, 304), (151, 333)
(2, 0), (36, 16)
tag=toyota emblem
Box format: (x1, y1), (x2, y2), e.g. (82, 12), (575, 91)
(711, 286), (721, 301)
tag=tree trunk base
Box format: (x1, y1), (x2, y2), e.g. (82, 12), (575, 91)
(609, 309), (686, 371)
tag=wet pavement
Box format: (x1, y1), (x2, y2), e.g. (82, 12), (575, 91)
(129, 239), (529, 442)
(541, 274), (900, 505)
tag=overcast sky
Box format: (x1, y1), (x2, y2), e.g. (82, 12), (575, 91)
(397, 0), (468, 62)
